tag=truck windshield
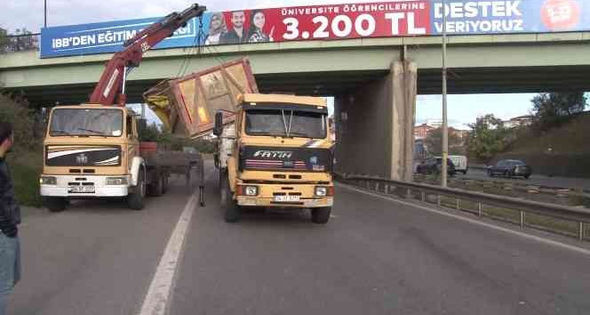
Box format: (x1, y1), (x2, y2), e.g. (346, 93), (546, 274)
(49, 108), (124, 137)
(245, 109), (327, 139)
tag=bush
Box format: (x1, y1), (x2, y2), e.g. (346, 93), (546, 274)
(7, 151), (42, 207)
(0, 94), (40, 150)
(138, 121), (216, 154)
(138, 122), (162, 142)
(0, 95), (43, 207)
(531, 92), (587, 132)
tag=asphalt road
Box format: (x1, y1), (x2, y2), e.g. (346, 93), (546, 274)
(8, 175), (194, 315)
(461, 168), (590, 191)
(8, 168), (590, 314)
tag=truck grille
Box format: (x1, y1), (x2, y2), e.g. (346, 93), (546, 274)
(46, 145), (121, 167)
(240, 146), (332, 172)
(245, 159), (307, 170)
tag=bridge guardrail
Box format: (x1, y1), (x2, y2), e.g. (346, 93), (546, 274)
(1, 33), (39, 53)
(335, 172), (590, 241)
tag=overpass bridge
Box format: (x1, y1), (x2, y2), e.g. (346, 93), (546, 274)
(2, 32), (590, 180)
(2, 32), (590, 104)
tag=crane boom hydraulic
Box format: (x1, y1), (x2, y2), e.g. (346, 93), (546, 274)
(89, 3), (206, 106)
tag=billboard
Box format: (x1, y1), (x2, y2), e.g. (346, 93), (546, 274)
(40, 15), (209, 57)
(40, 0), (590, 58)
(429, 0), (590, 34)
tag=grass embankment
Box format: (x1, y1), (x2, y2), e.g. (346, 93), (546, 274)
(410, 174), (587, 239)
(7, 148), (43, 207)
(0, 94), (43, 207)
(496, 114), (590, 178)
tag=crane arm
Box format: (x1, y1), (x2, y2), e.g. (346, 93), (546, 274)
(89, 3), (206, 106)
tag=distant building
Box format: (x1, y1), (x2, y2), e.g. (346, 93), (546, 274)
(328, 117), (336, 142)
(414, 123), (469, 143)
(503, 115), (533, 128)
(449, 127), (470, 144)
(426, 119), (443, 128)
(414, 123), (435, 140)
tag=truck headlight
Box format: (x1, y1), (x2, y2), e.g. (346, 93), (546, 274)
(315, 186), (328, 197)
(40, 176), (57, 185)
(244, 186), (258, 196)
(106, 177), (128, 185)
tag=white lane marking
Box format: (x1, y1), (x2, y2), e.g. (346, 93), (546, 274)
(138, 193), (198, 315)
(337, 183), (590, 257)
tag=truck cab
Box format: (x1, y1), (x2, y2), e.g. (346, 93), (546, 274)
(218, 93), (334, 223)
(40, 104), (146, 211)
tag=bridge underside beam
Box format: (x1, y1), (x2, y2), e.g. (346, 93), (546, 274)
(11, 64), (590, 107)
(419, 66), (590, 94)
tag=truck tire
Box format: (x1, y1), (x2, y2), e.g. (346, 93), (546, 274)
(162, 175), (169, 194)
(220, 174), (240, 223)
(148, 174), (163, 197)
(128, 169), (146, 210)
(311, 207), (331, 224)
(44, 197), (67, 212)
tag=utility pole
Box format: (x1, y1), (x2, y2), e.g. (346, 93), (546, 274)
(44, 0), (47, 28)
(441, 0), (449, 187)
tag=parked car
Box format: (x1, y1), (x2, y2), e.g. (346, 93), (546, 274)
(487, 159), (532, 179)
(449, 155), (468, 174)
(416, 157), (456, 176)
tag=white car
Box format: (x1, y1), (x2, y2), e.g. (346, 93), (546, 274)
(449, 155), (468, 174)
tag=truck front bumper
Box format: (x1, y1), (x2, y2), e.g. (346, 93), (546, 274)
(236, 183), (333, 208)
(40, 175), (129, 198)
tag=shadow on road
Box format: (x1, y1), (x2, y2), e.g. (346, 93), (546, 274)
(236, 207), (313, 225)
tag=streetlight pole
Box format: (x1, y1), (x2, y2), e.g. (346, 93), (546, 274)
(44, 0), (47, 28)
(441, 0), (449, 187)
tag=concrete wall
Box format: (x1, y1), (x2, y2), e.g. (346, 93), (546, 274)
(334, 61), (416, 180)
(334, 71), (393, 178)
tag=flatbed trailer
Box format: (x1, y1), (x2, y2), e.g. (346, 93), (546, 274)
(142, 150), (205, 205)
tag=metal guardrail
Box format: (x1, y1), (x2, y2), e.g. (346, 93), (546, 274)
(413, 174), (590, 207)
(335, 173), (590, 241)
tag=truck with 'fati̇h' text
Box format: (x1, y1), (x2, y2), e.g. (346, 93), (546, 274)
(144, 58), (335, 224)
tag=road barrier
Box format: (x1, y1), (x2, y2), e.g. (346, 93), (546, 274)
(335, 173), (590, 241)
(413, 174), (590, 208)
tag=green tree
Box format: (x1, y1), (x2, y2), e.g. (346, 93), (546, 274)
(0, 28), (9, 53)
(138, 124), (215, 153)
(424, 127), (463, 156)
(0, 94), (38, 150)
(467, 114), (509, 163)
(532, 92), (587, 131)
(138, 122), (162, 142)
(0, 27), (38, 53)
(11, 28), (38, 51)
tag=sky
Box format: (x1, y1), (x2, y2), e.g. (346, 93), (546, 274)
(416, 93), (537, 129)
(0, 0), (556, 129)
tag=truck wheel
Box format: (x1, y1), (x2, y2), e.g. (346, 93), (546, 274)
(44, 197), (67, 212)
(220, 174), (240, 223)
(311, 207), (331, 224)
(162, 175), (169, 194)
(148, 174), (163, 197)
(128, 170), (146, 210)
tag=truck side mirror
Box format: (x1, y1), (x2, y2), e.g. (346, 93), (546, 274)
(213, 111), (223, 136)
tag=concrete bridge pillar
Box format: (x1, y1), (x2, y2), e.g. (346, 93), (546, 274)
(334, 60), (416, 181)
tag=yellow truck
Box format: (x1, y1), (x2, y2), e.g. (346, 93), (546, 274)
(145, 59), (334, 223)
(40, 105), (203, 211)
(39, 4), (207, 211)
